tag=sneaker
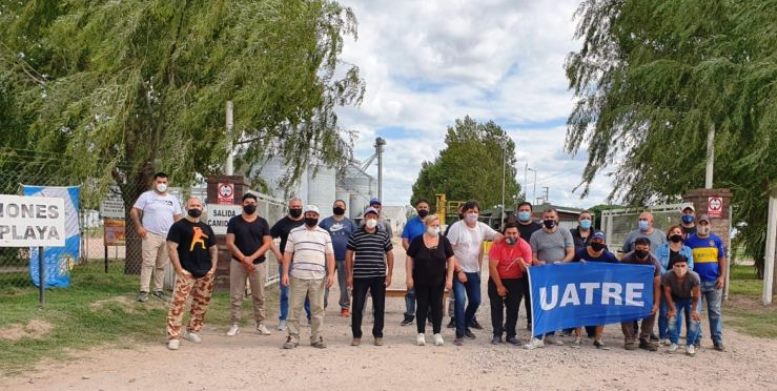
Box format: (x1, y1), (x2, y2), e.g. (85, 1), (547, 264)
(659, 338), (671, 346)
(137, 291), (149, 302)
(506, 336), (520, 346)
(524, 338), (544, 350)
(277, 320), (287, 331)
(593, 339), (607, 349)
(624, 340), (637, 350)
(226, 324), (240, 337)
(464, 329), (476, 339)
(151, 290), (167, 301)
(341, 308), (350, 317)
(686, 344), (696, 356)
(167, 339), (180, 350)
(453, 337), (463, 346)
(713, 343), (725, 352)
(400, 316), (414, 326)
(545, 335), (563, 346)
(447, 318), (456, 329)
(374, 337), (383, 346)
(182, 331), (202, 344)
(433, 333), (444, 346)
(351, 337), (361, 346)
(470, 319), (484, 330)
(571, 337), (582, 348)
(311, 337), (326, 349)
(256, 323), (272, 335)
(490, 335), (501, 345)
(416, 333), (426, 346)
(667, 343), (678, 353)
(639, 339), (658, 351)
(282, 337), (298, 349)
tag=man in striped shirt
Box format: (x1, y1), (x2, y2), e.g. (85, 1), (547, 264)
(346, 207), (394, 346)
(281, 205), (335, 349)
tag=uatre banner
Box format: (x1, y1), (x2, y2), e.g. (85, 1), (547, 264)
(528, 263), (654, 336)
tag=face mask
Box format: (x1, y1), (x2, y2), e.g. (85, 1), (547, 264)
(681, 215), (695, 224)
(674, 265), (688, 277)
(305, 217), (318, 227)
(698, 225), (711, 236)
(465, 213), (478, 224)
(417, 210), (429, 218)
(579, 219), (592, 230)
(289, 208), (302, 218)
(187, 209), (202, 218)
(156, 183), (168, 193)
(590, 242), (606, 252)
(517, 211), (532, 222)
(243, 204), (257, 214)
(669, 234), (683, 243)
(333, 206), (345, 216)
(365, 219), (378, 229)
(505, 237), (517, 245)
(426, 226), (440, 236)
(635, 250), (648, 259)
(638, 220), (649, 231)
(543, 219), (556, 229)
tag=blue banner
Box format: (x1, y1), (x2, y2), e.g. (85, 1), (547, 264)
(528, 263), (655, 336)
(23, 185), (80, 288)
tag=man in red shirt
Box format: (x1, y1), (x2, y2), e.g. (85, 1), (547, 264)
(488, 222), (532, 345)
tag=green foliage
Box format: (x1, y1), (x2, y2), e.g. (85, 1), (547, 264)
(566, 0), (777, 274)
(410, 116), (521, 211)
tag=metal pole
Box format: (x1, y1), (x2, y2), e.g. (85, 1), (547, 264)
(532, 170), (537, 203)
(764, 194), (777, 305)
(375, 138), (385, 201)
(38, 246), (45, 306)
(523, 163), (528, 200)
(104, 244), (108, 273)
(225, 101), (234, 175)
(705, 124), (715, 189)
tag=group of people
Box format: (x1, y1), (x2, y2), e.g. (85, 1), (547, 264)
(130, 173), (726, 355)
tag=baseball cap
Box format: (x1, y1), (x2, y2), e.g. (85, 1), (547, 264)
(697, 214), (710, 224)
(363, 207), (379, 217)
(592, 231), (606, 242)
(681, 203), (695, 212)
(369, 197), (381, 206)
(303, 205), (320, 215)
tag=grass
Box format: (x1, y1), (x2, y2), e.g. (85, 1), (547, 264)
(724, 264), (777, 338)
(0, 261), (278, 375)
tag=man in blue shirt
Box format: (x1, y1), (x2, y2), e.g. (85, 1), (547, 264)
(684, 214), (727, 351)
(400, 199), (431, 326)
(319, 199), (356, 317)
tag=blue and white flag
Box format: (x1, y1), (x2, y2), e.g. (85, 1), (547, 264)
(528, 263), (654, 336)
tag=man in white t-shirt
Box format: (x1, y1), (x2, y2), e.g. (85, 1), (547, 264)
(446, 200), (502, 346)
(131, 172), (182, 302)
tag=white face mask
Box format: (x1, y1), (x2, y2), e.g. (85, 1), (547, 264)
(465, 213), (478, 224)
(365, 219), (378, 229)
(698, 225), (711, 236)
(156, 183), (168, 193)
(426, 226), (440, 236)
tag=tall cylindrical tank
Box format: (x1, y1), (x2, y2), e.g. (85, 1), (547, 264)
(307, 164), (336, 214)
(251, 156), (307, 203)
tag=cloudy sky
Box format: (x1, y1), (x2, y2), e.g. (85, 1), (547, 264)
(335, 0), (614, 208)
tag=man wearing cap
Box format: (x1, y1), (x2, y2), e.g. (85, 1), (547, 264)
(684, 214), (727, 351)
(622, 211), (666, 256)
(570, 231), (619, 348)
(281, 205), (335, 349)
(346, 207), (394, 346)
(680, 203), (697, 236)
(369, 197), (393, 238)
(619, 237), (661, 351)
(400, 199), (431, 326)
(319, 199), (356, 317)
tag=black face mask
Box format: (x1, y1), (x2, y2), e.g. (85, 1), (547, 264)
(243, 204), (257, 214)
(543, 219), (556, 229)
(590, 242), (606, 252)
(669, 234), (683, 243)
(418, 210), (429, 218)
(333, 207), (345, 216)
(187, 209), (202, 218)
(635, 250), (648, 259)
(305, 217), (318, 227)
(289, 208), (302, 218)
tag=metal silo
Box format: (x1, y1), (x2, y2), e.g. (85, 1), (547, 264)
(335, 187), (350, 214)
(342, 164), (372, 220)
(251, 156), (307, 203)
(306, 163), (336, 214)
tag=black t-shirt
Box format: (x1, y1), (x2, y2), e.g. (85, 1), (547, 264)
(270, 216), (305, 253)
(227, 215), (271, 264)
(166, 219), (216, 278)
(570, 227), (592, 251)
(681, 225), (697, 236)
(517, 221), (543, 242)
(407, 234), (454, 287)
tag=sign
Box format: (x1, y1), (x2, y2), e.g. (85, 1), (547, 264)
(217, 183), (235, 205)
(100, 187), (125, 218)
(707, 196), (723, 218)
(206, 204), (242, 235)
(0, 194), (66, 247)
(103, 218), (126, 246)
(528, 263), (654, 336)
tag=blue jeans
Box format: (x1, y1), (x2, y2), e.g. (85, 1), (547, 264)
(453, 272), (481, 338)
(668, 297), (701, 345)
(695, 280), (723, 346)
(279, 265), (310, 321)
(404, 288), (416, 318)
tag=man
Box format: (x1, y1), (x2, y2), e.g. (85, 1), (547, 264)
(487, 222), (532, 346)
(445, 205), (465, 329)
(446, 200), (502, 346)
(680, 203), (697, 236)
(622, 211), (666, 255)
(619, 237), (661, 351)
(524, 207), (575, 350)
(346, 207), (394, 346)
(570, 231), (618, 348)
(515, 201), (542, 330)
(165, 197), (217, 350)
(663, 255), (702, 356)
(270, 197), (310, 331)
(684, 214), (727, 351)
(570, 210), (594, 251)
(131, 172), (183, 302)
(400, 199), (431, 326)
(369, 197), (393, 237)
(319, 199), (356, 317)
(281, 205), (335, 349)
(225, 193), (273, 337)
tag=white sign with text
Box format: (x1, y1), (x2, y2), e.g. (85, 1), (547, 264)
(0, 195), (66, 247)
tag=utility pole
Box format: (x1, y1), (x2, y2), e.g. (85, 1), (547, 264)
(225, 101), (234, 175)
(375, 137), (386, 201)
(705, 124), (715, 189)
(528, 168), (537, 204)
(543, 186), (550, 204)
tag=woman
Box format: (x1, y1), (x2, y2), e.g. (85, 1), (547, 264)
(487, 222), (532, 345)
(655, 224), (695, 345)
(406, 214), (455, 346)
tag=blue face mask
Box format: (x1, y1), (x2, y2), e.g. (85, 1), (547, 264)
(681, 215), (695, 224)
(638, 220), (649, 231)
(517, 211), (531, 222)
(579, 219), (592, 230)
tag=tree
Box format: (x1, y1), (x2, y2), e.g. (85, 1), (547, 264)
(566, 0), (777, 277)
(0, 0), (364, 273)
(411, 116), (521, 214)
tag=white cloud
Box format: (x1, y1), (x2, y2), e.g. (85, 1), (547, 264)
(337, 0), (615, 209)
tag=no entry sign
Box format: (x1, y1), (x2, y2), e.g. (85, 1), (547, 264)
(707, 196), (723, 218)
(217, 182), (235, 204)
